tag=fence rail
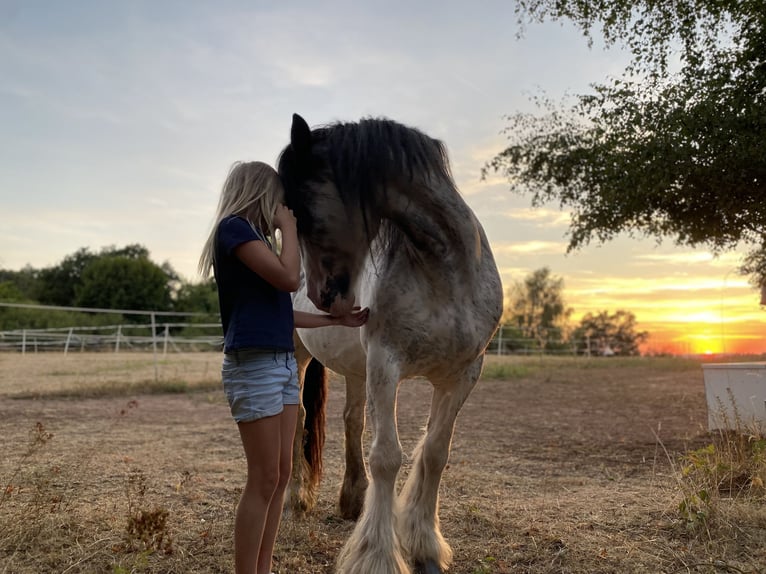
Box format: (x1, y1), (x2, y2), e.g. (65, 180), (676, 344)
(1, 324), (617, 358)
(0, 302), (629, 357)
(0, 323), (223, 354)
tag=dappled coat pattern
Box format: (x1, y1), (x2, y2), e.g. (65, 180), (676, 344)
(278, 114), (503, 574)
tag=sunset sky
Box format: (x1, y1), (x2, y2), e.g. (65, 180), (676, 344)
(1, 1), (763, 355)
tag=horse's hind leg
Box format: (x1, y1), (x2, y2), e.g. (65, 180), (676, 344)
(398, 357), (483, 574)
(339, 372), (368, 520)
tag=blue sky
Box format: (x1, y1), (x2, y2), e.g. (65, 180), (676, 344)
(0, 1), (761, 352)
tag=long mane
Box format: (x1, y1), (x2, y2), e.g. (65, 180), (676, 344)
(318, 118), (454, 204)
(279, 117), (458, 251)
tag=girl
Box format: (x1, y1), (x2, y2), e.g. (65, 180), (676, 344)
(199, 161), (369, 574)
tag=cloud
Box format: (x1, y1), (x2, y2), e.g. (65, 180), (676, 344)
(492, 240), (569, 255)
(635, 251), (742, 267)
(505, 207), (572, 227)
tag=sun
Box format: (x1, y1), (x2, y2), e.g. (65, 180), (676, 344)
(669, 330), (724, 356)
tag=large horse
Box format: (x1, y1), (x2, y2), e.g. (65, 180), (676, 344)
(278, 114), (503, 574)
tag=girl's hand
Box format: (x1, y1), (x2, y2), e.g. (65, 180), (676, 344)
(274, 204), (297, 231)
(335, 306), (370, 327)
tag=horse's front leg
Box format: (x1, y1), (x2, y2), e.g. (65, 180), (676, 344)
(339, 372), (369, 520)
(336, 347), (409, 574)
(397, 358), (483, 574)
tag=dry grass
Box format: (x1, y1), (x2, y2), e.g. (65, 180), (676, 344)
(1, 352), (765, 573)
(0, 351), (221, 398)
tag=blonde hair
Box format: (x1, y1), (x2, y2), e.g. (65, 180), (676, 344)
(198, 161), (284, 278)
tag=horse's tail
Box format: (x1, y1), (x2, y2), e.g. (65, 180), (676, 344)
(302, 357), (327, 493)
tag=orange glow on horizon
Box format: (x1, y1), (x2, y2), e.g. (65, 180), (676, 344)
(561, 274), (766, 357)
(501, 262), (766, 357)
(638, 322), (766, 356)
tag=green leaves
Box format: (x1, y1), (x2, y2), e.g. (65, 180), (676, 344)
(497, 0), (766, 287)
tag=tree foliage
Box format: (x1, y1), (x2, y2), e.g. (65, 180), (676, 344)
(0, 267), (41, 300)
(36, 245), (160, 307)
(0, 245), (194, 330)
(505, 267), (572, 349)
(74, 255), (172, 312)
(173, 278), (219, 321)
(488, 1), (766, 286)
(571, 310), (648, 356)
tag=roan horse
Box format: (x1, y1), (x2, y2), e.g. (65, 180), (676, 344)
(277, 114), (503, 574)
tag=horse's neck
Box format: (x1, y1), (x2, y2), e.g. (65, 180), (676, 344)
(381, 180), (480, 271)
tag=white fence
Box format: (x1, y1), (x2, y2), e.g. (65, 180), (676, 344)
(0, 322), (222, 354)
(0, 302), (619, 358)
(0, 302), (222, 356)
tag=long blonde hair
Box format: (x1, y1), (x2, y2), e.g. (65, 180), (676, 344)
(198, 161), (284, 278)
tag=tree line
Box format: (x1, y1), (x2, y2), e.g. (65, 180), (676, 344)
(0, 246), (647, 355)
(502, 267), (648, 356)
(0, 244), (217, 331)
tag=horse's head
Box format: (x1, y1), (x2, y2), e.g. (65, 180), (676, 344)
(277, 114), (371, 316)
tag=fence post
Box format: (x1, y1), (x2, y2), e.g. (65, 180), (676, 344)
(163, 324), (170, 357)
(64, 327), (73, 355)
(496, 325), (503, 356)
(22, 329), (27, 355)
(151, 313), (158, 382)
(115, 325), (122, 353)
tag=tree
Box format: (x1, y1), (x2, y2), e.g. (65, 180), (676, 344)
(74, 255), (173, 313)
(36, 248), (98, 306)
(571, 310), (648, 356)
(36, 245), (162, 307)
(505, 267), (572, 350)
(170, 278), (220, 337)
(0, 281), (26, 303)
(173, 279), (218, 315)
(487, 1), (766, 289)
(33, 244), (178, 313)
(0, 266), (41, 301)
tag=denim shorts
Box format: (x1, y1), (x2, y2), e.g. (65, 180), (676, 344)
(221, 349), (299, 423)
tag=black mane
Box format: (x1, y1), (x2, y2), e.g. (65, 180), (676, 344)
(279, 117), (454, 203)
(278, 117), (457, 250)
(319, 117), (453, 203)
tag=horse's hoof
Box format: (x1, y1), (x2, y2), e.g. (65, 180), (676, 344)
(413, 559), (443, 574)
(338, 494), (364, 521)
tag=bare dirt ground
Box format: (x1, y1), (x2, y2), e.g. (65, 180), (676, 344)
(1, 353), (764, 573)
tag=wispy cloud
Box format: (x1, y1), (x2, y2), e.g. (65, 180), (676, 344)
(569, 275), (751, 295)
(635, 251), (742, 267)
(505, 207), (572, 227)
(492, 240), (569, 255)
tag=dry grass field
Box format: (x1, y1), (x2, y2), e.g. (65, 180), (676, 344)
(1, 352), (765, 573)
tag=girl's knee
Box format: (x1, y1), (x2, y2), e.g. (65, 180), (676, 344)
(246, 468), (280, 500)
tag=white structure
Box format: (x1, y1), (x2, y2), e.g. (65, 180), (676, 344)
(701, 362), (766, 431)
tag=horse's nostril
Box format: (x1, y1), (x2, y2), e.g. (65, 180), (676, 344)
(320, 273), (351, 309)
(329, 273), (350, 294)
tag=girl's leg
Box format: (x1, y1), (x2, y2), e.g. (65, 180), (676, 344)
(235, 415), (283, 574)
(257, 404), (299, 574)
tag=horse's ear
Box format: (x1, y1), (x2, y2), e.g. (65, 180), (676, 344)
(290, 113), (312, 157)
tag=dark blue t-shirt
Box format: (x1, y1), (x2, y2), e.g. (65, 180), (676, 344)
(213, 215), (294, 353)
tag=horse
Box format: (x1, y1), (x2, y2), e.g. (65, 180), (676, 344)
(278, 113), (503, 574)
